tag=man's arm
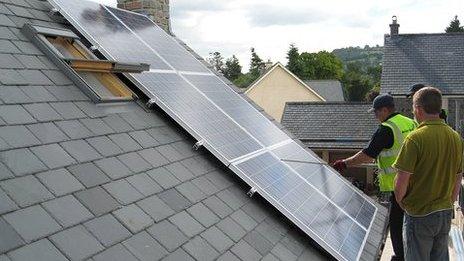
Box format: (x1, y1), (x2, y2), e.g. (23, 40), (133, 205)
(395, 170), (411, 207)
(452, 173), (463, 202)
(344, 151), (374, 167)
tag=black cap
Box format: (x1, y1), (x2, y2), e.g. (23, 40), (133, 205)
(406, 83), (426, 98)
(368, 94), (395, 112)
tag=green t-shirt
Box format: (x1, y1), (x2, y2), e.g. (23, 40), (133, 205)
(393, 119), (463, 216)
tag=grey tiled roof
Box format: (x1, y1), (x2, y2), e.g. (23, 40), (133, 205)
(281, 102), (378, 149)
(381, 33), (464, 95)
(304, 80), (345, 102)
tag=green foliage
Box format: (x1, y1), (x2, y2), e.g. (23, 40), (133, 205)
(207, 51), (224, 73)
(446, 15), (464, 33)
(249, 47), (265, 78)
(233, 73), (257, 88)
(286, 44), (302, 76)
(341, 63), (373, 101)
(332, 45), (383, 70)
(223, 55), (242, 81)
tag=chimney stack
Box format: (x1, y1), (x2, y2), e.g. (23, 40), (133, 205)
(390, 15), (399, 36)
(117, 0), (171, 34)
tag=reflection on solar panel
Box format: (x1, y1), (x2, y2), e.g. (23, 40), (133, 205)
(49, 0), (386, 259)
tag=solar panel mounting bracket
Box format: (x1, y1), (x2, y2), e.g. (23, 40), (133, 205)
(193, 140), (204, 150)
(146, 98), (157, 108)
(247, 187), (257, 197)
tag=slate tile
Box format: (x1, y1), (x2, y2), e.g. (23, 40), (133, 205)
(0, 39), (19, 53)
(61, 140), (102, 163)
(94, 157), (132, 180)
(217, 251), (241, 261)
(0, 105), (36, 124)
(30, 143), (76, 169)
(5, 4), (34, 18)
(171, 141), (195, 159)
(20, 86), (57, 102)
(3, 205), (61, 242)
(0, 188), (16, 215)
(103, 179), (143, 205)
(202, 195), (233, 219)
(0, 217), (24, 254)
(230, 209), (258, 232)
(49, 102), (86, 120)
(56, 120), (94, 141)
(205, 171), (234, 191)
(241, 201), (268, 223)
(12, 41), (42, 55)
(191, 176), (219, 196)
(46, 86), (88, 102)
(261, 253), (280, 261)
(138, 148), (169, 168)
(182, 236), (219, 261)
(244, 231), (273, 255)
(37, 168), (84, 196)
(187, 202), (220, 228)
(216, 217), (247, 242)
(157, 144), (185, 162)
(0, 137), (9, 151)
(271, 243), (298, 261)
(176, 181), (207, 203)
(146, 167), (180, 189)
(0, 148), (46, 176)
(158, 188), (191, 212)
(162, 248), (194, 261)
(102, 114), (132, 133)
(84, 214), (131, 247)
(123, 231), (168, 261)
(0, 86), (29, 103)
(50, 225), (104, 261)
(119, 112), (151, 130)
(108, 133), (141, 153)
(18, 70), (53, 85)
(0, 26), (16, 40)
(216, 187), (246, 210)
(7, 15), (29, 28)
(0, 53), (22, 69)
(255, 221), (284, 245)
(7, 27), (27, 41)
(146, 127), (180, 144)
(26, 123), (68, 145)
(67, 162), (110, 188)
(7, 239), (68, 261)
(75, 186), (120, 216)
(0, 4), (12, 15)
(43, 195), (93, 227)
(74, 102), (106, 118)
(86, 136), (123, 157)
(126, 173), (162, 196)
(147, 220), (188, 252)
(93, 244), (138, 261)
(169, 211), (204, 237)
(37, 55), (57, 69)
(164, 162), (194, 182)
(201, 226), (234, 253)
(1, 175), (53, 207)
(80, 118), (114, 136)
(117, 152), (151, 173)
(279, 232), (305, 257)
(0, 162), (13, 181)
(23, 103), (62, 122)
(42, 70), (72, 85)
(128, 130), (159, 148)
(0, 125), (40, 148)
(136, 194), (174, 222)
(113, 204), (153, 233)
(231, 240), (262, 261)
(14, 54), (47, 69)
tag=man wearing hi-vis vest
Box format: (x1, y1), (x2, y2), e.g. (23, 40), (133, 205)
(332, 94), (416, 261)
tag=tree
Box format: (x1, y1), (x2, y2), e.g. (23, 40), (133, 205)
(294, 51), (344, 80)
(342, 63), (373, 101)
(286, 44), (302, 76)
(249, 48), (265, 78)
(207, 52), (224, 73)
(446, 15), (464, 33)
(223, 55), (242, 81)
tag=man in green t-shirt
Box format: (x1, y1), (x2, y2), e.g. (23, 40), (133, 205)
(393, 87), (463, 261)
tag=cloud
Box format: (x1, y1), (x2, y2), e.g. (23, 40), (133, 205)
(246, 4), (327, 27)
(171, 0), (228, 18)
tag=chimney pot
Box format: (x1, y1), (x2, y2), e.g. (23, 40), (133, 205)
(390, 15), (399, 36)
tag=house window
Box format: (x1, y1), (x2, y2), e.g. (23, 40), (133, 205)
(22, 24), (149, 102)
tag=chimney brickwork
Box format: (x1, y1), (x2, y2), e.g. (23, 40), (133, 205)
(389, 16), (399, 36)
(117, 0), (171, 33)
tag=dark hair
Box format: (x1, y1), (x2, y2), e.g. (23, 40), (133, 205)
(413, 87), (442, 114)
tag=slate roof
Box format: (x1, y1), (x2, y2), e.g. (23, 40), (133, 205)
(281, 102), (378, 149)
(304, 80), (345, 102)
(381, 32), (464, 95)
(0, 1), (388, 260)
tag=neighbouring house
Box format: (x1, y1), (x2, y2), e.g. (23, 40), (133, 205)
(304, 80), (345, 102)
(245, 62), (326, 122)
(281, 102), (378, 192)
(381, 17), (464, 136)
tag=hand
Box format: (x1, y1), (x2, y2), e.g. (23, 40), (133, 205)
(332, 160), (347, 172)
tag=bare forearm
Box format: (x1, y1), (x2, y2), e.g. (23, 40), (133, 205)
(395, 170), (411, 205)
(344, 151), (374, 168)
(452, 173), (462, 202)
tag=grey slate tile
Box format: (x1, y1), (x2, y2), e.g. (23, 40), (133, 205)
(55, 120), (93, 139)
(164, 162), (194, 182)
(117, 152), (151, 173)
(102, 114), (132, 133)
(7, 28), (27, 41)
(216, 188), (246, 210)
(0, 26), (17, 40)
(103, 179), (143, 205)
(0, 217), (24, 254)
(241, 201), (268, 223)
(138, 148), (169, 168)
(119, 112), (152, 130)
(158, 188), (191, 212)
(146, 167), (180, 189)
(0, 53), (22, 69)
(84, 214), (131, 247)
(50, 225), (104, 261)
(1, 175), (53, 207)
(75, 186), (120, 216)
(182, 236), (219, 261)
(80, 118), (114, 136)
(0, 125), (41, 148)
(42, 195), (93, 227)
(261, 253), (280, 261)
(162, 248), (194, 261)
(86, 136), (123, 157)
(20, 86), (57, 103)
(230, 209), (258, 232)
(147, 220), (187, 252)
(0, 105), (35, 124)
(0, 15), (14, 27)
(93, 244), (138, 261)
(36, 168), (84, 196)
(37, 56), (57, 69)
(216, 217), (247, 242)
(205, 171), (234, 191)
(136, 194), (174, 222)
(157, 144), (185, 162)
(0, 86), (29, 103)
(0, 148), (46, 176)
(30, 143), (76, 169)
(68, 163), (110, 188)
(191, 176), (220, 196)
(243, 231), (273, 255)
(271, 243), (298, 261)
(0, 188), (17, 214)
(123, 231), (168, 261)
(0, 39), (19, 53)
(128, 130), (159, 148)
(74, 102), (106, 118)
(113, 204), (153, 233)
(23, 103), (62, 122)
(255, 221), (284, 245)
(49, 102), (86, 120)
(171, 141), (195, 159)
(14, 54), (47, 69)
(187, 202), (219, 228)
(0, 4), (13, 15)
(12, 41), (42, 56)
(18, 70), (53, 85)
(217, 251), (241, 261)
(169, 211), (204, 237)
(46, 86), (88, 102)
(61, 140), (102, 163)
(26, 123), (68, 144)
(3, 205), (61, 242)
(0, 69), (27, 85)
(280, 232), (305, 257)
(203, 196), (234, 219)
(0, 162), (13, 181)
(108, 133), (141, 153)
(201, 226), (234, 253)
(4, 4), (34, 18)
(231, 240), (262, 261)
(94, 157), (132, 180)
(176, 181), (207, 203)
(42, 70), (72, 85)
(126, 173), (162, 196)
(7, 239), (68, 261)
(146, 127), (180, 144)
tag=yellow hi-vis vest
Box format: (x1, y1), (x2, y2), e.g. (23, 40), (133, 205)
(377, 114), (417, 192)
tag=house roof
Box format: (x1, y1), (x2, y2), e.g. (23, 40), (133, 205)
(381, 32), (464, 96)
(304, 80), (345, 102)
(281, 102), (378, 149)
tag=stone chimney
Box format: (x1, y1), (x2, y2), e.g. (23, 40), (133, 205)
(117, 0), (171, 33)
(389, 15), (399, 36)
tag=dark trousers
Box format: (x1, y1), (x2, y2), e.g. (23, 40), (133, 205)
(390, 193), (404, 260)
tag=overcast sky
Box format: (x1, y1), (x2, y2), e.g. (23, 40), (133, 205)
(92, 0), (463, 71)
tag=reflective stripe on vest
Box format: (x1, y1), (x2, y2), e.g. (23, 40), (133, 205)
(376, 114), (416, 192)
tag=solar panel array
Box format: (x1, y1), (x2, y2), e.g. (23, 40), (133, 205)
(49, 0), (381, 259)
